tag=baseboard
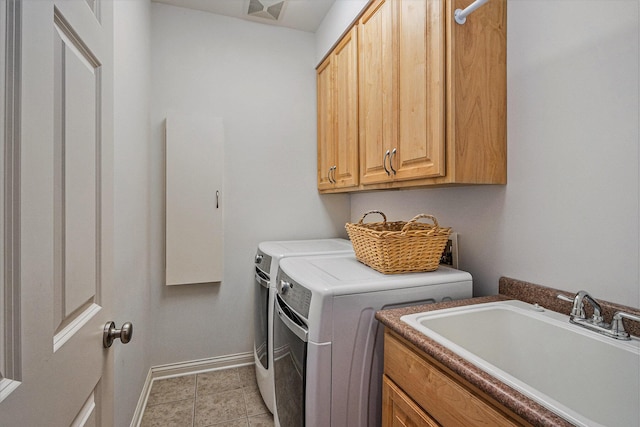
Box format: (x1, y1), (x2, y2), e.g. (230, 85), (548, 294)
(130, 351), (254, 427)
(129, 368), (153, 427)
(150, 351), (255, 379)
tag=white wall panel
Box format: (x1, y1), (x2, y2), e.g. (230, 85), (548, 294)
(315, 0), (368, 63)
(113, 0), (153, 425)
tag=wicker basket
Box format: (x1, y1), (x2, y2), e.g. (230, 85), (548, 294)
(345, 211), (451, 274)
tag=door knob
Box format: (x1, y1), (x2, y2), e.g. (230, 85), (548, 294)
(103, 321), (133, 348)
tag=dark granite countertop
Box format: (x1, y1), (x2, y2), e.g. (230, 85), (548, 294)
(375, 277), (640, 427)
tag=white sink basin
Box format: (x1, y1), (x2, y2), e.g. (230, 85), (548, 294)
(401, 300), (640, 427)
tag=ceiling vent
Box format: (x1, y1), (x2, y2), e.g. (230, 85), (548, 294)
(247, 0), (286, 21)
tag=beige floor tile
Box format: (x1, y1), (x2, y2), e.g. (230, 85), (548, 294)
(141, 366), (274, 427)
(248, 413), (274, 427)
(207, 418), (250, 427)
(237, 365), (257, 388)
(147, 375), (197, 406)
(242, 381), (259, 395)
(243, 388), (270, 417)
(195, 388), (247, 427)
(140, 398), (194, 427)
(197, 369), (242, 395)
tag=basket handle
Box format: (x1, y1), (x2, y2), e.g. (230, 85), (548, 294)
(357, 210), (387, 225)
(401, 214), (439, 233)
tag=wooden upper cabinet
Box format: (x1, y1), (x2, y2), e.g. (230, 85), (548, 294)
(317, 26), (359, 191)
(359, 0), (446, 186)
(318, 0), (506, 193)
(395, 0), (446, 181)
(446, 0), (507, 186)
(317, 57), (335, 191)
(358, 0), (394, 185)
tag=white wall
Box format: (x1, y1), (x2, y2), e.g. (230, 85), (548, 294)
(347, 0), (640, 307)
(149, 3), (350, 365)
(315, 0), (369, 63)
(113, 0), (152, 424)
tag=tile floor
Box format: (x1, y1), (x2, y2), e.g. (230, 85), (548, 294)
(140, 365), (274, 427)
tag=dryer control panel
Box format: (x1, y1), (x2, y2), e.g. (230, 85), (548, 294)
(276, 269), (312, 320)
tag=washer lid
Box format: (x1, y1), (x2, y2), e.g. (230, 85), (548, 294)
(258, 238), (353, 259)
(278, 254), (472, 297)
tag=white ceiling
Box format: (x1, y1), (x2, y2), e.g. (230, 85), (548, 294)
(152, 0), (337, 32)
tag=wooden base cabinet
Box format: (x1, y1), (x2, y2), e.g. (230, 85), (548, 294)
(383, 331), (532, 427)
(383, 376), (440, 427)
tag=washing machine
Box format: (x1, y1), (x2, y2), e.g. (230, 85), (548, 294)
(272, 253), (473, 427)
(253, 239), (354, 413)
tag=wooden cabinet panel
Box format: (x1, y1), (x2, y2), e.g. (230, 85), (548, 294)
(446, 0), (507, 185)
(358, 0), (395, 185)
(383, 375), (440, 427)
(394, 0), (445, 181)
(333, 27), (359, 188)
(316, 27), (359, 190)
(384, 331), (528, 427)
(359, 0), (446, 186)
(317, 57), (335, 190)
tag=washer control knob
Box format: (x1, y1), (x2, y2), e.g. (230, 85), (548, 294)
(280, 280), (292, 294)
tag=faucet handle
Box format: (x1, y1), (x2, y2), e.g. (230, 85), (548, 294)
(610, 311), (640, 339)
(557, 294), (573, 303)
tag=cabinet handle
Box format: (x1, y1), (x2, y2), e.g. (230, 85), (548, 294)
(328, 166), (337, 183)
(390, 148), (397, 175)
(383, 150), (391, 176)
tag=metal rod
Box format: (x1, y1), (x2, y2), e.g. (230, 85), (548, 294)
(454, 0), (489, 25)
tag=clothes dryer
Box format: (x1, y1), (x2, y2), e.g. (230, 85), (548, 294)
(253, 239), (353, 413)
(272, 254), (472, 427)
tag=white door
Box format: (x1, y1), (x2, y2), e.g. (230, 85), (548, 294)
(0, 0), (116, 425)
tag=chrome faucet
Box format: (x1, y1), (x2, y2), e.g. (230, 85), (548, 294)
(557, 290), (604, 324)
(557, 290), (639, 340)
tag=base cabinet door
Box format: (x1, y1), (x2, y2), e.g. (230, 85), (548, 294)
(383, 375), (440, 427)
(383, 330), (530, 427)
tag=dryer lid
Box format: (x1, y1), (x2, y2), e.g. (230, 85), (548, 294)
(279, 254), (473, 297)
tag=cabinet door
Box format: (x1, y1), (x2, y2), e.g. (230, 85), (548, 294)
(317, 56), (335, 190)
(358, 0), (395, 185)
(393, 0), (446, 181)
(165, 114), (224, 285)
(385, 331), (524, 427)
(383, 375), (440, 427)
(333, 26), (359, 188)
